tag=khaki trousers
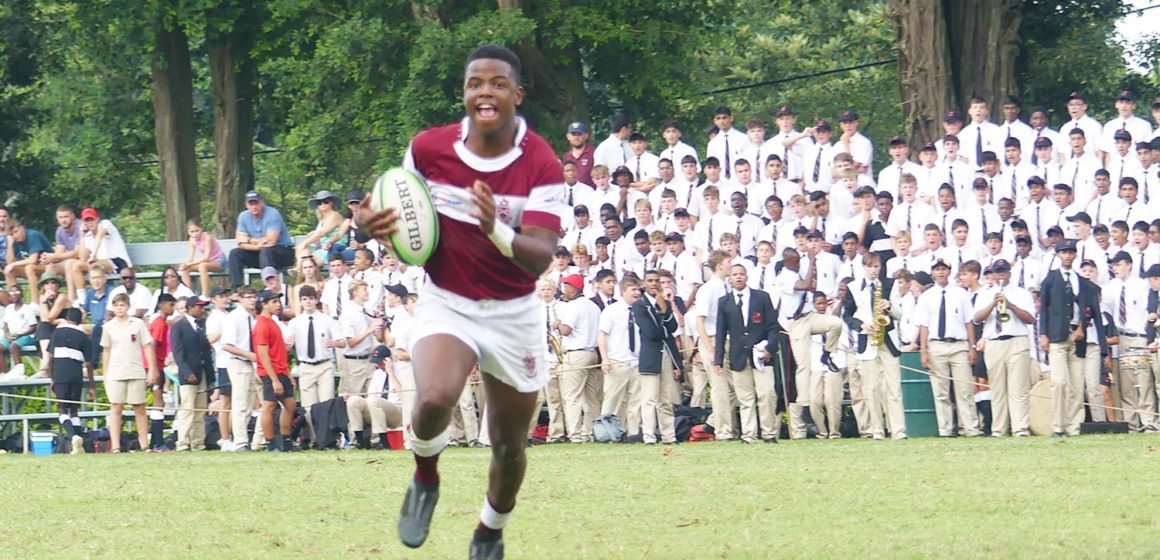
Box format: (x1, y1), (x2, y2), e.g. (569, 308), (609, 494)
(1083, 343), (1107, 422)
(704, 339), (737, 439)
(787, 365), (811, 440)
(339, 357), (374, 395)
(297, 361), (335, 438)
(347, 395), (403, 435)
(688, 350), (709, 408)
(730, 363), (779, 442)
(455, 382), (481, 443)
(927, 340), (980, 436)
(846, 359), (870, 436)
(176, 380), (207, 451)
(862, 346), (905, 439)
(988, 337), (1031, 436)
(640, 355), (678, 444)
(395, 362), (415, 447)
(227, 359), (257, 448)
(560, 350), (599, 442)
(1048, 340), (1084, 435)
(786, 314), (842, 388)
(810, 368), (844, 438)
(1117, 336), (1152, 431)
(544, 364), (567, 442)
(601, 361), (641, 437)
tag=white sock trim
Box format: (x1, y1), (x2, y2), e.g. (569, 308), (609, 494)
(59, 414), (70, 424)
(410, 427), (449, 458)
(480, 498), (512, 530)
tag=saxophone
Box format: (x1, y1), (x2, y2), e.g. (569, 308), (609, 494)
(871, 280), (889, 347)
(547, 301), (565, 364)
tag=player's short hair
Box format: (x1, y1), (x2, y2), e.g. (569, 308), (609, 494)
(112, 293), (130, 306)
(89, 264), (107, 276)
(832, 152), (854, 164)
(960, 260), (981, 275)
(591, 165), (609, 178)
(707, 250), (731, 271)
(661, 188), (676, 199)
(746, 118), (765, 130)
(299, 285), (318, 299)
(893, 231), (912, 243)
(863, 252), (881, 266)
(620, 276), (641, 291)
(702, 185), (720, 200)
(900, 173), (917, 187)
(838, 169), (857, 180)
(634, 199), (652, 211)
(718, 232), (737, 244)
(648, 231), (666, 243)
(466, 44), (521, 82)
(348, 278), (367, 296)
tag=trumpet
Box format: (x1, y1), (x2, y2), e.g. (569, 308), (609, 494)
(996, 280), (1011, 323)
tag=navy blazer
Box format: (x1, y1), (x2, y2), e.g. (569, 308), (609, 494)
(171, 318), (214, 385)
(632, 296), (680, 375)
(714, 289), (777, 370)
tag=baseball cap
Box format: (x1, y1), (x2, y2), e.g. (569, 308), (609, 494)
(1053, 183), (1072, 193)
(1116, 89), (1135, 101)
(991, 259), (1011, 272)
(261, 266), (278, 279)
(912, 271), (934, 286)
(561, 274), (584, 291)
(554, 245), (571, 257)
(664, 232), (684, 243)
(566, 121), (588, 134)
(1033, 137), (1053, 149)
(931, 258), (951, 270)
(1066, 212), (1092, 225)
(837, 109), (859, 122)
(792, 225), (809, 237)
(921, 142), (937, 152)
(776, 105), (794, 117)
(943, 110), (963, 123)
(1055, 238), (1077, 252)
(80, 207), (100, 221)
(805, 229), (822, 240)
(1147, 264), (1160, 278)
(808, 190), (827, 202)
(972, 177), (989, 189)
(674, 208), (690, 218)
(815, 120), (832, 132)
(209, 286), (232, 297)
(889, 135), (907, 146)
(1109, 250), (1133, 264)
(256, 289), (281, 303)
(1015, 236), (1033, 246)
(573, 204), (589, 216)
(1027, 175), (1046, 186)
(346, 190), (365, 203)
(854, 185), (876, 197)
(1113, 129), (1132, 142)
(190, 296), (212, 307)
(341, 248), (356, 264)
(1080, 259), (1097, 269)
(385, 283), (408, 298)
(611, 166), (632, 179)
(370, 344), (392, 365)
(245, 190), (262, 202)
(1066, 91), (1086, 102)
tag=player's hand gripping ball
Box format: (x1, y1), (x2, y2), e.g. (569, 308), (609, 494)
(370, 167), (440, 266)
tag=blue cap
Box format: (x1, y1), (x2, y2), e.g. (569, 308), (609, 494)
(567, 121), (588, 134)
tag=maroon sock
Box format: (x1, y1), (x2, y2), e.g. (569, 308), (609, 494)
(413, 452), (441, 485)
(475, 522), (502, 537)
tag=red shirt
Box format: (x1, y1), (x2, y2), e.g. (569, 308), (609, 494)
(405, 117), (564, 301)
(148, 315), (170, 367)
(562, 144), (596, 186)
(252, 315), (288, 377)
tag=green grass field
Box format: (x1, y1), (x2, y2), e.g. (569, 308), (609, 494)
(3, 436), (1160, 559)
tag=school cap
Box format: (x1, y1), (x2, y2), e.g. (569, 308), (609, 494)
(1033, 137), (1053, 149)
(573, 205), (589, 216)
(808, 190), (827, 202)
(384, 283), (408, 298)
(1055, 238), (1077, 252)
(1113, 129), (1132, 142)
(837, 109), (859, 122)
(854, 185), (876, 197)
(674, 208), (690, 218)
(1066, 212), (1092, 225)
(912, 271), (934, 286)
(991, 259), (1011, 272)
(1147, 264), (1160, 278)
(793, 225), (809, 236)
(805, 229), (822, 239)
(1066, 91), (1086, 102)
(567, 121), (588, 134)
(972, 177), (989, 189)
(1015, 236), (1033, 246)
(257, 290), (281, 303)
(889, 135), (907, 146)
(554, 245), (571, 257)
(931, 258), (951, 270)
(561, 274), (585, 291)
(921, 142), (937, 152)
(1109, 250), (1133, 264)
(664, 232), (685, 242)
(245, 190), (262, 202)
(776, 105), (795, 116)
(1116, 89), (1136, 101)
(611, 166), (632, 179)
(943, 110), (964, 123)
(370, 345), (392, 365)
(1053, 183), (1072, 193)
(1027, 175), (1046, 186)
(815, 120), (832, 132)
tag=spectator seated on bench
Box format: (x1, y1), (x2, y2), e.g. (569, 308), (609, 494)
(2, 284), (38, 379)
(229, 191), (295, 290)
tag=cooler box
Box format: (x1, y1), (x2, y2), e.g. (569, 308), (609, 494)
(900, 352), (939, 437)
(29, 432), (56, 456)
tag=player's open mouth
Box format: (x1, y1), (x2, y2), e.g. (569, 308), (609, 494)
(477, 104), (498, 119)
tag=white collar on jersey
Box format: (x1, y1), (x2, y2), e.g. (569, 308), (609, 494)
(453, 116), (529, 173)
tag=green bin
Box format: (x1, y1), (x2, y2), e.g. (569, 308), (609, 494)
(900, 352), (939, 437)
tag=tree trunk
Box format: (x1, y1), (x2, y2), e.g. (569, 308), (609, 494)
(944, 0), (1022, 113)
(496, 0), (589, 134)
(888, 0), (955, 148)
(209, 21), (255, 238)
(151, 23), (200, 241)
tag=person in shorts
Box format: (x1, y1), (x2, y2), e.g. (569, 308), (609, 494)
(359, 44), (565, 559)
(46, 307), (94, 454)
(100, 293), (157, 452)
(253, 289), (297, 452)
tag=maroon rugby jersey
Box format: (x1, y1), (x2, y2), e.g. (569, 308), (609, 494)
(404, 117), (564, 300)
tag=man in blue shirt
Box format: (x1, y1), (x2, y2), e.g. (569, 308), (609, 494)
(229, 191), (295, 289)
(82, 264), (113, 358)
(4, 218), (53, 302)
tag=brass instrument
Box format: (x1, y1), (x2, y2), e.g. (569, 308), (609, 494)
(870, 281), (888, 347)
(547, 301), (565, 364)
(996, 280), (1011, 323)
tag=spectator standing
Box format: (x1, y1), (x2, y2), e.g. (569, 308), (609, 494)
(714, 264), (780, 443)
(45, 307), (94, 454)
(286, 285), (343, 442)
(101, 293), (157, 452)
(562, 121), (596, 186)
(204, 286), (234, 450)
(555, 274), (601, 443)
(221, 285), (259, 451)
(253, 289), (298, 452)
(340, 279), (384, 399)
(229, 190), (295, 289)
(147, 293), (177, 451)
(172, 296), (214, 451)
(178, 218), (226, 296)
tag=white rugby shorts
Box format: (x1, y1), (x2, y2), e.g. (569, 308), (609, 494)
(412, 282), (548, 393)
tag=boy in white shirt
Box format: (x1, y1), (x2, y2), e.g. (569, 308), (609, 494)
(966, 178), (1001, 244)
(958, 96), (1003, 168)
(1137, 141), (1158, 205)
(835, 109), (874, 184)
(941, 135), (974, 200)
(741, 119), (769, 183)
(658, 120), (699, 174)
(915, 142), (947, 203)
(1086, 169), (1124, 226)
(999, 95), (1037, 153)
(997, 137), (1034, 207)
(935, 110), (966, 161)
(1107, 130), (1144, 188)
(886, 174), (935, 251)
(1031, 137), (1062, 186)
(1101, 90), (1153, 158)
(877, 136), (923, 202)
(689, 158), (728, 221)
(1061, 128), (1102, 204)
(1028, 106), (1064, 165)
(885, 232), (927, 277)
(928, 184), (963, 253)
(799, 120), (835, 191)
(705, 106), (747, 181)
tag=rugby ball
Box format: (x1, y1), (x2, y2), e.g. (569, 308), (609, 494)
(370, 167), (440, 266)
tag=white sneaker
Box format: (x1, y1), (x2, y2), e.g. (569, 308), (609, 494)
(71, 435), (84, 454)
(218, 439), (235, 452)
(7, 364), (26, 380)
